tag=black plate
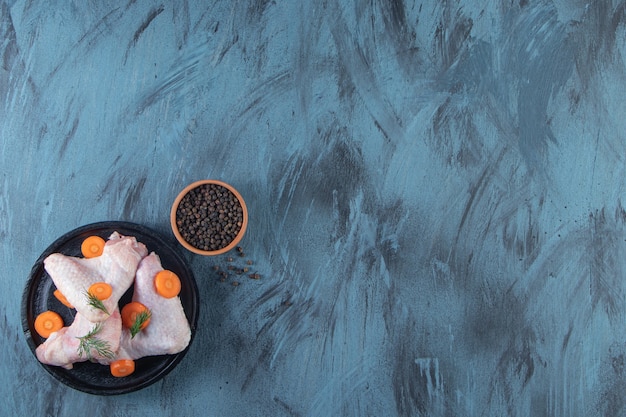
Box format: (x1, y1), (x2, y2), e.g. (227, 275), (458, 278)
(21, 221), (199, 395)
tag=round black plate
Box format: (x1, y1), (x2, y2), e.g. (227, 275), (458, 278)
(21, 221), (199, 395)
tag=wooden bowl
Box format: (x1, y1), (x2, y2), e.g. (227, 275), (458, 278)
(170, 180), (248, 256)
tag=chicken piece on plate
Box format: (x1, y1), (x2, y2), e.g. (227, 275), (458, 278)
(35, 309), (122, 369)
(110, 252), (191, 361)
(44, 232), (148, 322)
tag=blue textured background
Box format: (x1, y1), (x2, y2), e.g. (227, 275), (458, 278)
(2, 1), (626, 416)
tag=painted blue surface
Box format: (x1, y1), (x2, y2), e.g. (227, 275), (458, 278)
(2, 1), (626, 416)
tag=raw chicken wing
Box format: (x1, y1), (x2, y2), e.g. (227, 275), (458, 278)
(35, 309), (122, 370)
(113, 252), (191, 361)
(44, 232), (148, 322)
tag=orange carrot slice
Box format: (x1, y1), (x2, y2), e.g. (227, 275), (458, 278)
(81, 236), (105, 258)
(53, 289), (74, 308)
(110, 359), (135, 377)
(34, 311), (64, 338)
(121, 302), (151, 335)
(154, 270), (181, 298)
(88, 282), (113, 300)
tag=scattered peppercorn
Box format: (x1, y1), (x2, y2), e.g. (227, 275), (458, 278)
(210, 247), (265, 287)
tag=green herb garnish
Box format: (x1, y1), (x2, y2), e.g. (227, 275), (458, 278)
(76, 323), (114, 360)
(130, 309), (152, 339)
(85, 290), (109, 315)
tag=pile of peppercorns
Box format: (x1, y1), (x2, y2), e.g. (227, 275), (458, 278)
(175, 183), (244, 252)
(211, 246), (262, 286)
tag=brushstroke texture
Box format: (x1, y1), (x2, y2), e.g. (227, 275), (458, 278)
(2, 0), (626, 416)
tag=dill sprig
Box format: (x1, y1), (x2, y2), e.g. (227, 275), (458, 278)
(130, 309), (152, 339)
(85, 290), (109, 315)
(76, 323), (115, 360)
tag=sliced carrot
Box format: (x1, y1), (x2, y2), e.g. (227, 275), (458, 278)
(53, 289), (74, 308)
(81, 235), (105, 258)
(121, 302), (151, 330)
(154, 270), (181, 298)
(34, 311), (64, 338)
(110, 359), (135, 377)
(88, 282), (112, 300)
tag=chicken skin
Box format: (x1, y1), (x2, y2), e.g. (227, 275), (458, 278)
(44, 232), (148, 322)
(35, 309), (122, 370)
(112, 252), (191, 361)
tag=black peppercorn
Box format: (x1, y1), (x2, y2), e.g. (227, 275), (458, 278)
(175, 183), (244, 252)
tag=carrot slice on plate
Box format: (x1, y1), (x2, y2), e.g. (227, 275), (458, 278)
(154, 270), (181, 298)
(81, 235), (105, 258)
(53, 289), (74, 308)
(88, 282), (113, 300)
(110, 359), (135, 377)
(34, 311), (64, 338)
(121, 302), (151, 337)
